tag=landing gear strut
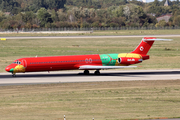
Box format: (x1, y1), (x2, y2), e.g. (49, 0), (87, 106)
(84, 70), (89, 75)
(94, 70), (100, 75)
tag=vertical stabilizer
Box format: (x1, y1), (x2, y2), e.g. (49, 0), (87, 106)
(131, 37), (156, 55)
(131, 37), (172, 55)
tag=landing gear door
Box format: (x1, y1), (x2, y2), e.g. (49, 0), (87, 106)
(22, 59), (27, 68)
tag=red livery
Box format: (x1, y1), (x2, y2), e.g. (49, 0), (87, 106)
(5, 37), (171, 76)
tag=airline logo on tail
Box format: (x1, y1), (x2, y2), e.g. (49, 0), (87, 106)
(140, 46), (144, 51)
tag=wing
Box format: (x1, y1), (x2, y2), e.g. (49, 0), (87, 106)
(79, 65), (137, 70)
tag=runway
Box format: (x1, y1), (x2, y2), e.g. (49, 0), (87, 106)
(0, 69), (180, 86)
(1, 34), (180, 39)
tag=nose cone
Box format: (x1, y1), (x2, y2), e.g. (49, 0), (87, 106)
(5, 64), (26, 73)
(5, 66), (14, 72)
(5, 64), (16, 73)
(5, 66), (11, 72)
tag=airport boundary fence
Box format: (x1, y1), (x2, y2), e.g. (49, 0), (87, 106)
(1, 26), (180, 33)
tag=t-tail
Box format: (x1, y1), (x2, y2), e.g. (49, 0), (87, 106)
(131, 37), (172, 55)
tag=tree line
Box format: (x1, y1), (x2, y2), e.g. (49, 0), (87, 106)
(0, 0), (180, 29)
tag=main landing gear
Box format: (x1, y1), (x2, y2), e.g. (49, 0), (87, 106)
(83, 70), (100, 75)
(94, 70), (100, 75)
(84, 70), (89, 75)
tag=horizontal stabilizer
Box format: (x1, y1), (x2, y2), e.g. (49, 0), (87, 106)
(143, 38), (172, 41)
(79, 65), (137, 70)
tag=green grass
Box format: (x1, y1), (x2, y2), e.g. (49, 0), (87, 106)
(0, 80), (180, 120)
(1, 37), (180, 72)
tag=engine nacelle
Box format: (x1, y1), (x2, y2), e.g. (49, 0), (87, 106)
(117, 57), (143, 65)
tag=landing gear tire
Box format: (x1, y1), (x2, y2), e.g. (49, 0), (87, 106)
(12, 74), (16, 77)
(94, 70), (100, 75)
(84, 70), (89, 75)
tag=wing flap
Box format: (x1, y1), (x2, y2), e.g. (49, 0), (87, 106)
(79, 65), (137, 70)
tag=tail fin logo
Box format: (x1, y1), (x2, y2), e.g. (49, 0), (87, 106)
(140, 46), (144, 51)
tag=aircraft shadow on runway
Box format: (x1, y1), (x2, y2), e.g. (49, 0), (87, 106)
(1, 71), (180, 78)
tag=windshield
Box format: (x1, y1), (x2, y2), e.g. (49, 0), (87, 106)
(13, 60), (21, 64)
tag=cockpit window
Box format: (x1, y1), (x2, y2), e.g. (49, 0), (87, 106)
(13, 60), (21, 64)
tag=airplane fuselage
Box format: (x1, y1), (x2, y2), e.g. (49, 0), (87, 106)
(5, 53), (146, 74)
(6, 37), (170, 76)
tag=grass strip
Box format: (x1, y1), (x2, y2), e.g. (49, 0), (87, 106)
(0, 80), (180, 120)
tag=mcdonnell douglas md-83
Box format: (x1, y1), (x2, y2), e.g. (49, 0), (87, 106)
(5, 37), (171, 76)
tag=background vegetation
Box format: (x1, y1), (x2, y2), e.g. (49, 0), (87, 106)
(0, 0), (180, 29)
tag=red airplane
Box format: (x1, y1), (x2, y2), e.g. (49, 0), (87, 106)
(5, 37), (171, 76)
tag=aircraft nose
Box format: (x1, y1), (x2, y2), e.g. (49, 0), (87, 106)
(5, 65), (14, 72)
(5, 66), (10, 72)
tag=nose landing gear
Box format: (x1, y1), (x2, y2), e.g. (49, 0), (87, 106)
(12, 73), (16, 77)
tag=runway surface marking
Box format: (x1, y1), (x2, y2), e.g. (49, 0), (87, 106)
(0, 69), (180, 86)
